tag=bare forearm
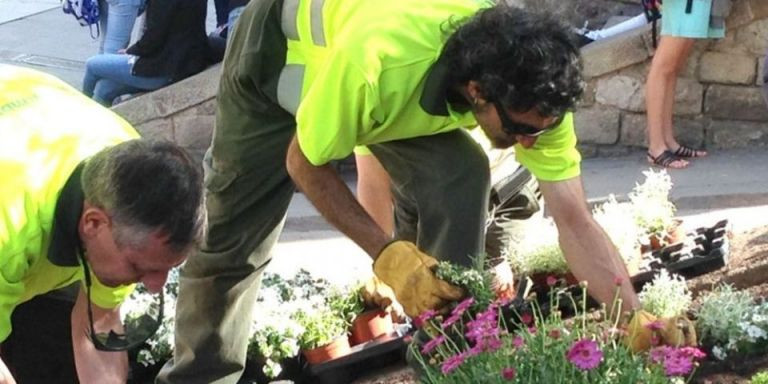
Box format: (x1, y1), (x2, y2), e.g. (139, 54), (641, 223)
(71, 290), (128, 384)
(557, 216), (640, 312)
(287, 137), (391, 258)
(540, 178), (640, 313)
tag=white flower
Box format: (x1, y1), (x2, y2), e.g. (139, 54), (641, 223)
(638, 270), (692, 318)
(712, 346), (727, 361)
(743, 324), (767, 340)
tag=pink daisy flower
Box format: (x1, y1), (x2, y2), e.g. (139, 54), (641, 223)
(566, 339), (603, 371)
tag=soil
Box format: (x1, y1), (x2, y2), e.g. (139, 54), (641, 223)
(354, 226), (768, 384)
(688, 225), (768, 384)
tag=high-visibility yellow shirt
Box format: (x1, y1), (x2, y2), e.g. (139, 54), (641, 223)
(0, 64), (138, 341)
(278, 0), (580, 181)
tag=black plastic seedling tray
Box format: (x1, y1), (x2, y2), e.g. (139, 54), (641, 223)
(631, 219), (730, 290)
(305, 332), (409, 384)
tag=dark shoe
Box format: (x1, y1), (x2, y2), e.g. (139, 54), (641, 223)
(672, 145), (707, 158)
(647, 150), (687, 169)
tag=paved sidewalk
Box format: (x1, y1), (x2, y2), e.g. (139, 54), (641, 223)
(0, 0), (217, 87)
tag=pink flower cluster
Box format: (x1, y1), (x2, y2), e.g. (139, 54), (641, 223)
(566, 339), (603, 370)
(649, 346), (706, 376)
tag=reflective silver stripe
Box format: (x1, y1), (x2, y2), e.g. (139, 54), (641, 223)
(310, 0), (326, 47)
(277, 64), (305, 115)
(281, 0), (299, 40)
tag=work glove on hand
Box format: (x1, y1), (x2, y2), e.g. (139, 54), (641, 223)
(360, 276), (406, 322)
(489, 260), (516, 301)
(624, 310), (697, 352)
(373, 241), (465, 318)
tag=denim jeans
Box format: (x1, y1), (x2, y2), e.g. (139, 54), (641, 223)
(82, 54), (170, 106)
(98, 0), (145, 54)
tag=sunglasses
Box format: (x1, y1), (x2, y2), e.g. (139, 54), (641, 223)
(80, 254), (164, 352)
(493, 100), (564, 137)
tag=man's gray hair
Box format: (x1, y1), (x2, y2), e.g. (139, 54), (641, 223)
(82, 139), (205, 253)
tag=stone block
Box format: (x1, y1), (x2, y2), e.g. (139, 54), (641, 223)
(582, 27), (652, 78)
(709, 31), (747, 55)
(111, 96), (163, 126)
(595, 75), (645, 112)
(708, 119), (768, 148)
(705, 84), (768, 121)
(672, 78), (705, 116)
(135, 118), (174, 141)
(735, 19), (768, 56)
(619, 113), (704, 149)
(619, 112), (647, 147)
(699, 52), (757, 85)
(577, 79), (597, 108)
(173, 111), (215, 151)
(574, 107), (620, 144)
(748, 0), (768, 19)
(112, 64), (221, 125)
(728, 0), (759, 30)
(675, 118), (706, 149)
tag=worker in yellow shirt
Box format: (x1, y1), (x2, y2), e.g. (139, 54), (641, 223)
(160, 2), (695, 382)
(0, 64), (205, 384)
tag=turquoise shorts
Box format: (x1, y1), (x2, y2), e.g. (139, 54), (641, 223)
(661, 0), (726, 38)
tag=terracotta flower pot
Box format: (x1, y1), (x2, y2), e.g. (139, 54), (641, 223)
(302, 336), (351, 365)
(649, 219), (686, 250)
(349, 309), (394, 345)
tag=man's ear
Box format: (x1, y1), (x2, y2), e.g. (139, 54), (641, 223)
(80, 203), (111, 239)
(465, 80), (487, 106)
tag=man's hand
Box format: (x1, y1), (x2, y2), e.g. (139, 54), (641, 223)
(624, 310), (697, 352)
(0, 357), (17, 384)
(360, 276), (405, 322)
(373, 241), (464, 318)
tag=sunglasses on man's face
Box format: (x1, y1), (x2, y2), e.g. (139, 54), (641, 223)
(493, 101), (564, 137)
(80, 255), (164, 352)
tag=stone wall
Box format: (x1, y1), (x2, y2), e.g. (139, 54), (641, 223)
(111, 64), (221, 165)
(113, 0), (768, 162)
(576, 0), (768, 157)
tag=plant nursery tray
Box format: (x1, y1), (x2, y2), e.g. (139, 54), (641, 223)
(631, 219), (730, 289)
(305, 332), (409, 384)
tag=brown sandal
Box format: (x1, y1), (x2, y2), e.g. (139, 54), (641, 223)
(672, 145), (707, 158)
(647, 150), (686, 168)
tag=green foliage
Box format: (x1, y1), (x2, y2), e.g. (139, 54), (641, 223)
(435, 255), (495, 311)
(695, 284), (754, 346)
(638, 270), (692, 318)
(751, 371), (768, 384)
(695, 284), (768, 360)
(629, 169), (676, 238)
(293, 308), (347, 350)
(411, 283), (699, 384)
(326, 284), (366, 327)
(247, 322), (302, 379)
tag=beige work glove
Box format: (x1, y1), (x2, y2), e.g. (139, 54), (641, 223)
(373, 241), (465, 318)
(360, 276), (406, 322)
(624, 310), (697, 352)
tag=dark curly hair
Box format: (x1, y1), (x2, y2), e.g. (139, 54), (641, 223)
(442, 4), (584, 117)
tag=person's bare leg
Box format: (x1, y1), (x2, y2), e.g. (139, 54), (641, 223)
(646, 36), (691, 168)
(661, 39), (707, 157)
(355, 153), (395, 235)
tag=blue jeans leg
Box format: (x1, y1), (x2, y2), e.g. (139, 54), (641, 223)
(98, 0), (144, 54)
(83, 54), (170, 106)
